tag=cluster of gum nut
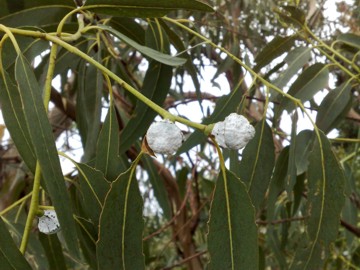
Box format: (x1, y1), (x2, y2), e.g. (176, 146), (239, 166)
(146, 113), (256, 155)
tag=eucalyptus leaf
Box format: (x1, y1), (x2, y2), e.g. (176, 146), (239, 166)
(254, 36), (296, 72)
(0, 218), (32, 270)
(77, 52), (103, 162)
(274, 47), (311, 89)
(15, 54), (80, 258)
(336, 33), (360, 50)
(294, 130), (314, 175)
(207, 169), (258, 269)
(280, 63), (329, 112)
(120, 62), (172, 153)
(267, 146), (289, 222)
(0, 6), (74, 27)
(39, 234), (67, 270)
(97, 166), (144, 269)
(96, 105), (123, 181)
(316, 82), (352, 134)
(97, 24), (186, 66)
(290, 131), (345, 269)
(0, 69), (36, 172)
(239, 119), (275, 211)
(83, 0), (213, 17)
(142, 155), (171, 219)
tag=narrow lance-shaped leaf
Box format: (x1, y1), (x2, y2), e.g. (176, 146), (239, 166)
(0, 6), (74, 28)
(0, 69), (36, 172)
(254, 35), (296, 72)
(267, 147), (289, 222)
(96, 105), (124, 181)
(119, 20), (173, 154)
(142, 155), (171, 219)
(15, 54), (80, 258)
(96, 24), (186, 67)
(239, 119), (275, 210)
(0, 217), (32, 270)
(266, 147), (290, 269)
(38, 234), (67, 270)
(77, 52), (103, 162)
(83, 0), (213, 17)
(280, 63), (329, 112)
(290, 131), (345, 270)
(286, 112), (298, 196)
(274, 6), (306, 28)
(97, 163), (144, 270)
(336, 33), (360, 50)
(294, 130), (314, 175)
(207, 169), (258, 270)
(120, 62), (172, 153)
(316, 82), (352, 134)
(75, 162), (110, 226)
(273, 47), (311, 89)
(4, 221), (49, 269)
(159, 19), (202, 107)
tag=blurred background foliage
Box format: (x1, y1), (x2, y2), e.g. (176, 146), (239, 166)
(0, 0), (359, 269)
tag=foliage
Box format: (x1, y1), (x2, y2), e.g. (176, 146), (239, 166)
(0, 0), (359, 269)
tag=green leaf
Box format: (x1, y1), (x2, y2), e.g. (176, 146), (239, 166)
(95, 105), (123, 181)
(290, 131), (345, 269)
(4, 221), (49, 269)
(254, 36), (296, 72)
(239, 119), (275, 210)
(15, 54), (80, 258)
(294, 130), (314, 175)
(120, 62), (172, 153)
(97, 166), (144, 270)
(280, 63), (329, 112)
(0, 0), (74, 17)
(0, 69), (36, 172)
(0, 6), (74, 28)
(2, 37), (50, 72)
(273, 47), (311, 89)
(39, 234), (67, 270)
(83, 0), (213, 17)
(207, 169), (258, 269)
(275, 6), (306, 27)
(336, 33), (360, 50)
(316, 82), (352, 134)
(76, 54), (103, 162)
(109, 17), (146, 45)
(159, 19), (201, 105)
(96, 24), (186, 66)
(142, 155), (171, 219)
(267, 146), (289, 222)
(75, 162), (110, 225)
(286, 112), (298, 195)
(342, 164), (358, 246)
(0, 218), (32, 270)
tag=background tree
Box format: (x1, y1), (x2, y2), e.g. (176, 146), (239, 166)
(0, 0), (359, 269)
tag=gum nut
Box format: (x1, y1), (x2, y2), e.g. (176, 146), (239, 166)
(211, 121), (226, 148)
(38, 210), (61, 235)
(223, 113), (255, 149)
(146, 120), (184, 155)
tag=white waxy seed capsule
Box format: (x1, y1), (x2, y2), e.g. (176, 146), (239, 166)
(38, 210), (61, 235)
(212, 113), (255, 150)
(146, 120), (184, 155)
